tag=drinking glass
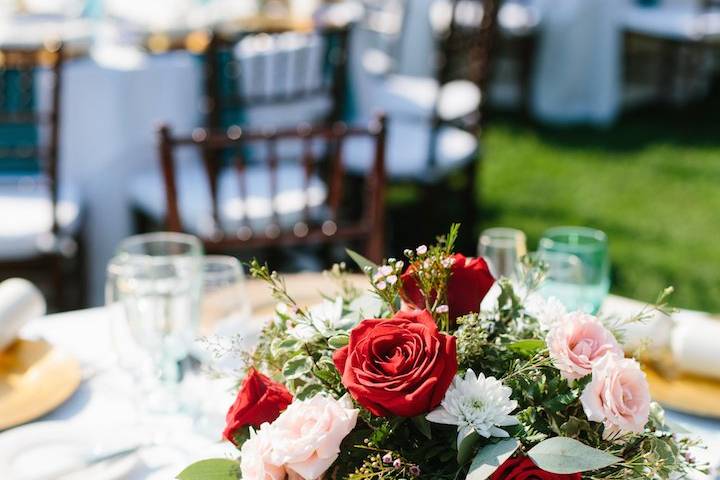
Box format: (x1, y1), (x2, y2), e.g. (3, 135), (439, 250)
(537, 226), (609, 314)
(200, 255), (251, 336)
(477, 228), (528, 279)
(106, 232), (203, 412)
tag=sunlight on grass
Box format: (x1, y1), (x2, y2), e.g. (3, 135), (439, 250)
(481, 106), (720, 312)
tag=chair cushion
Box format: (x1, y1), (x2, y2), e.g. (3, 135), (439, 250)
(129, 162), (329, 237)
(0, 179), (82, 261)
(343, 120), (478, 182)
(498, 0), (541, 36)
(623, 5), (720, 40)
(374, 75), (482, 121)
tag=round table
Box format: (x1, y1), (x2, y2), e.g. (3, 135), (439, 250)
(7, 274), (720, 479)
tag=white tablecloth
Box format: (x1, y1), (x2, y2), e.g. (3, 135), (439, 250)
(16, 306), (237, 480)
(372, 0), (713, 126)
(7, 295), (720, 479)
(44, 49), (204, 306)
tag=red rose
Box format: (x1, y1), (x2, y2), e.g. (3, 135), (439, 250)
(222, 368), (293, 444)
(400, 253), (494, 321)
(490, 456), (581, 480)
(332, 309), (457, 417)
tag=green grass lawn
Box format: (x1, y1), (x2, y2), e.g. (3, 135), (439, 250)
(480, 96), (720, 312)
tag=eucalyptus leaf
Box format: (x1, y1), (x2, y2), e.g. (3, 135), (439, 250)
(282, 356), (313, 380)
(527, 437), (622, 474)
(507, 339), (546, 355)
(457, 431), (481, 465)
(466, 438), (520, 480)
(347, 249), (378, 276)
(664, 419), (691, 434)
(176, 458), (239, 480)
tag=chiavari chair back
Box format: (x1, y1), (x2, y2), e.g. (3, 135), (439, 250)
(203, 25), (350, 132)
(157, 114), (387, 263)
(0, 42), (83, 309)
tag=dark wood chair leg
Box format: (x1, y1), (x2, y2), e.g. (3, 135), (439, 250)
(53, 255), (65, 312)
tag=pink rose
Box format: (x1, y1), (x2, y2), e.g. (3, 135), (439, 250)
(240, 427), (286, 480)
(580, 354), (651, 439)
(546, 312), (623, 380)
(265, 394), (358, 479)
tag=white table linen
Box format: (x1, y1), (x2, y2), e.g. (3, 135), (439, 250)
(16, 306), (237, 480)
(45, 51), (204, 306)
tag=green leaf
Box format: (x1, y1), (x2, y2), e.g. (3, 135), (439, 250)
(527, 437), (622, 474)
(411, 415), (432, 439)
(466, 438), (520, 480)
(457, 431), (480, 465)
(664, 419), (691, 434)
(346, 249), (378, 276)
(282, 356), (313, 380)
(507, 339), (546, 356)
(176, 459), (239, 480)
(277, 338), (301, 350)
(295, 382), (324, 400)
(328, 334), (349, 348)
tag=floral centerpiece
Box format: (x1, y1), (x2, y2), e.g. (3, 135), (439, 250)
(179, 225), (704, 480)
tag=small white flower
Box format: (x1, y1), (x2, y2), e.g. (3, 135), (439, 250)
(435, 305), (449, 314)
(378, 265), (393, 276)
(416, 245), (428, 255)
(441, 257), (455, 268)
(386, 275), (398, 285)
(376, 281), (387, 290)
(395, 260), (404, 269)
(404, 249), (413, 257)
(427, 369), (519, 448)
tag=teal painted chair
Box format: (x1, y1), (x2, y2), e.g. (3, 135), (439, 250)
(130, 25), (353, 244)
(0, 44), (84, 309)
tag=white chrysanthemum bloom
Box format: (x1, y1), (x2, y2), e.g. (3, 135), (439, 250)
(524, 293), (567, 331)
(288, 297), (355, 340)
(426, 369), (519, 447)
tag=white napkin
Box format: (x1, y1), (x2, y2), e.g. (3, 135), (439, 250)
(671, 311), (720, 380)
(0, 278), (46, 351)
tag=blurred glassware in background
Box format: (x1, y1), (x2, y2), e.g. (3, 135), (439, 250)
(537, 226), (609, 314)
(200, 255), (250, 336)
(477, 227), (527, 280)
(105, 232), (203, 413)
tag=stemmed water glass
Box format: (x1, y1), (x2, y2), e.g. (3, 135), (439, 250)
(106, 232), (203, 413)
(477, 227), (528, 280)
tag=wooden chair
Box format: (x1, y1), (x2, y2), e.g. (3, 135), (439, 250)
(203, 24), (350, 132)
(623, 0), (720, 105)
(348, 0), (499, 250)
(154, 114), (387, 263)
(356, 0), (408, 76)
(0, 43), (83, 309)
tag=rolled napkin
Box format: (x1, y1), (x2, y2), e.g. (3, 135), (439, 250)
(0, 278), (46, 351)
(671, 311), (720, 380)
(599, 295), (673, 354)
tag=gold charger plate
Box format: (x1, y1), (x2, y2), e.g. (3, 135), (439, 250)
(0, 339), (81, 430)
(643, 363), (720, 418)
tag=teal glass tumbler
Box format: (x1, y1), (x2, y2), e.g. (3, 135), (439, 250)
(537, 226), (610, 314)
